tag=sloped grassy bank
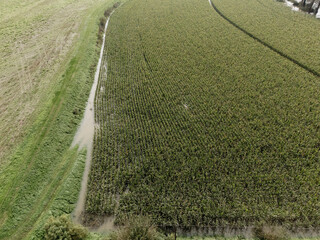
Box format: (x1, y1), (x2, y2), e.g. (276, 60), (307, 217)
(0, 1), (119, 239)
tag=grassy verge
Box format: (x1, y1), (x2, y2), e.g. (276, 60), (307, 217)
(0, 0), (119, 239)
(26, 149), (87, 239)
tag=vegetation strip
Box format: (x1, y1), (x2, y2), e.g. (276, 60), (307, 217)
(72, 3), (120, 224)
(208, 0), (320, 78)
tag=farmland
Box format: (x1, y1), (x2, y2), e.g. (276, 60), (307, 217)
(213, 0), (320, 74)
(85, 0), (320, 230)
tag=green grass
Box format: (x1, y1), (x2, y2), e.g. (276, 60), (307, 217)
(0, 0), (120, 239)
(23, 149), (86, 239)
(0, 0), (89, 164)
(85, 0), (320, 229)
(0, 0), (120, 167)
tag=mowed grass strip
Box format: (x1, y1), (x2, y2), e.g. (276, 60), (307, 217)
(85, 0), (320, 228)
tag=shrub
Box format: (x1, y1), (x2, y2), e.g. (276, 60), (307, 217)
(253, 225), (289, 240)
(113, 2), (121, 8)
(110, 216), (167, 240)
(104, 8), (113, 17)
(73, 108), (81, 115)
(99, 17), (107, 31)
(97, 16), (107, 45)
(44, 215), (88, 240)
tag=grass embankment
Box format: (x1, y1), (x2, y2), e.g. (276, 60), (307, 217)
(0, 0), (119, 239)
(86, 0), (320, 229)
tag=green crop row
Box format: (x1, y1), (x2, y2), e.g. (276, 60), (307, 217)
(85, 0), (320, 229)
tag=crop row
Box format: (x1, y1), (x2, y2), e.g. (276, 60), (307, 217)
(85, 0), (320, 228)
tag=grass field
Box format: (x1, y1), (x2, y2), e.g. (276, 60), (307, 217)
(0, 0), (111, 166)
(85, 0), (320, 230)
(0, 0), (119, 239)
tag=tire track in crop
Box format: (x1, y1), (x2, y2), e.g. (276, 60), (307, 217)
(208, 0), (320, 78)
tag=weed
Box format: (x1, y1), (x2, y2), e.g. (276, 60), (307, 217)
(110, 216), (167, 240)
(44, 215), (88, 240)
(253, 225), (289, 240)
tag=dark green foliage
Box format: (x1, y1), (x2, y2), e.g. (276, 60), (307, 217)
(104, 8), (113, 17)
(73, 108), (82, 115)
(44, 215), (88, 240)
(113, 2), (121, 8)
(100, 17), (107, 30)
(253, 225), (289, 240)
(98, 17), (107, 45)
(101, 3), (121, 45)
(104, 2), (120, 18)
